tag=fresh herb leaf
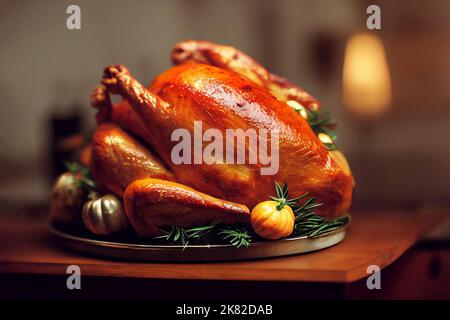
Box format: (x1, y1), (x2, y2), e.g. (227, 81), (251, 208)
(270, 181), (306, 210)
(154, 226), (190, 250)
(65, 161), (97, 192)
(271, 182), (350, 238)
(218, 227), (251, 248)
(186, 225), (216, 239)
(154, 182), (351, 249)
(306, 109), (338, 150)
(324, 143), (337, 151)
(156, 224), (252, 249)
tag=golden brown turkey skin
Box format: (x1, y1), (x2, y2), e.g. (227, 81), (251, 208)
(90, 123), (174, 196)
(124, 178), (250, 236)
(102, 63), (354, 218)
(171, 40), (321, 111)
(91, 84), (151, 141)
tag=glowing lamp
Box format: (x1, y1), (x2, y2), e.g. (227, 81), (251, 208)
(342, 33), (391, 119)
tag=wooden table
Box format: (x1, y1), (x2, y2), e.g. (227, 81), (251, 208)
(0, 209), (449, 299)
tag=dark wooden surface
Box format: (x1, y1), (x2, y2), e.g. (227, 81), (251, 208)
(0, 210), (446, 284)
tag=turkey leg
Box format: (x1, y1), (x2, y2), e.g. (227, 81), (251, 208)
(101, 65), (171, 153)
(124, 178), (250, 237)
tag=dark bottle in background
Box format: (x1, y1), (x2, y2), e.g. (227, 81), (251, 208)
(48, 110), (83, 181)
(47, 82), (85, 181)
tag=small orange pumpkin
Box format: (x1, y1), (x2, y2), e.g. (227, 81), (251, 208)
(250, 200), (295, 240)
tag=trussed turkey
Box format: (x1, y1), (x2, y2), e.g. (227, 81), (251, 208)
(89, 40), (354, 236)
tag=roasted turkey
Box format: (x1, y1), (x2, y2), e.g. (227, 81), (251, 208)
(89, 40), (354, 236)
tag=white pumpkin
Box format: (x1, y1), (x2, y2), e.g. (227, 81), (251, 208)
(82, 194), (128, 235)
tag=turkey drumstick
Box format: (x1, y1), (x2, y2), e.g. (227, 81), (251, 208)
(124, 178), (250, 237)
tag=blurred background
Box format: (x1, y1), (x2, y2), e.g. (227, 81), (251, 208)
(0, 0), (449, 213)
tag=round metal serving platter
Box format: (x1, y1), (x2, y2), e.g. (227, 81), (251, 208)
(48, 220), (347, 262)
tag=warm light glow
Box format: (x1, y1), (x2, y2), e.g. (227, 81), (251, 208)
(342, 33), (391, 119)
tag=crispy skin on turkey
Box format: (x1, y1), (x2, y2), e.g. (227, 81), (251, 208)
(90, 123), (174, 196)
(124, 178), (250, 236)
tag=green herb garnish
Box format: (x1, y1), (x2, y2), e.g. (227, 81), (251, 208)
(155, 182), (350, 249)
(65, 161), (97, 192)
(270, 181), (305, 211)
(307, 109), (337, 142)
(155, 224), (252, 249)
(273, 181), (350, 238)
(218, 227), (251, 248)
(307, 109), (338, 151)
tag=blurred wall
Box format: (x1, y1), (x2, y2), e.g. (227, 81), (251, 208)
(348, 0), (450, 209)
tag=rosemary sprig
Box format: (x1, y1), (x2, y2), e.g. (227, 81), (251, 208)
(306, 109), (338, 150)
(307, 109), (337, 140)
(218, 227), (251, 248)
(270, 181), (306, 210)
(186, 225), (216, 240)
(292, 194), (351, 238)
(65, 161), (97, 192)
(273, 181), (350, 238)
(296, 214), (351, 238)
(155, 224), (252, 248)
(154, 182), (350, 249)
(154, 226), (190, 250)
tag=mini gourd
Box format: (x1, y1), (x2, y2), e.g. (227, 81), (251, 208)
(250, 182), (296, 240)
(51, 172), (85, 224)
(82, 194), (128, 235)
